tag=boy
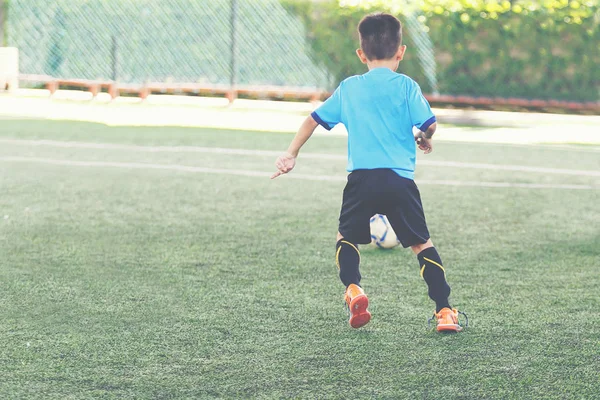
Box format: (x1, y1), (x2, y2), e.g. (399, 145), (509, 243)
(271, 13), (464, 332)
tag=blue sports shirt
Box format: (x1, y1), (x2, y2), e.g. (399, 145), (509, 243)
(311, 67), (436, 180)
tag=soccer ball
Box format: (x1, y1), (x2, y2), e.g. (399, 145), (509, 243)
(370, 214), (400, 249)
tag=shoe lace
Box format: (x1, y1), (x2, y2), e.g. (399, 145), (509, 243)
(427, 313), (436, 329)
(458, 311), (469, 328)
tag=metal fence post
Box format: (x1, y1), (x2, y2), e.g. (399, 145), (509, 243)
(46, 7), (66, 77)
(228, 0), (238, 103)
(111, 35), (118, 81)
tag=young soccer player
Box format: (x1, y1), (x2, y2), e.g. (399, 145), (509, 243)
(271, 13), (465, 332)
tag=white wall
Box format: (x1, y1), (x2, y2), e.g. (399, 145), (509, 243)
(0, 47), (18, 92)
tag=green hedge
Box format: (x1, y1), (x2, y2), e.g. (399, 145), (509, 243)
(283, 0), (600, 102)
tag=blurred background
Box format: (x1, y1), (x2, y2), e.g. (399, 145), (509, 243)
(1, 0), (599, 111)
(1, 2), (599, 398)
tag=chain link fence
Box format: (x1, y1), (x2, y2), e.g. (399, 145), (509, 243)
(2, 0), (598, 110)
(4, 0), (332, 89)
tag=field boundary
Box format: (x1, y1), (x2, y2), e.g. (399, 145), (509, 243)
(2, 139), (599, 177)
(1, 156), (596, 191)
(1, 92), (600, 146)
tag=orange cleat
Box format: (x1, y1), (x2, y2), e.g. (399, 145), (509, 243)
(429, 307), (468, 333)
(344, 284), (371, 328)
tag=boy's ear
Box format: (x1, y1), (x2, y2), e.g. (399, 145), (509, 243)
(356, 49), (368, 64)
(396, 45), (407, 61)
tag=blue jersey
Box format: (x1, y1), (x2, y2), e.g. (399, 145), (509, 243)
(311, 67), (436, 180)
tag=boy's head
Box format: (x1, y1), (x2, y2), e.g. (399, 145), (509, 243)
(357, 13), (405, 66)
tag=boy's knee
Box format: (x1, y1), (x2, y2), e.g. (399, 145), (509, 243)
(411, 239), (434, 255)
(336, 232), (344, 242)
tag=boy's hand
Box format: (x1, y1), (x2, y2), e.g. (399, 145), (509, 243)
(271, 152), (296, 179)
(415, 133), (433, 154)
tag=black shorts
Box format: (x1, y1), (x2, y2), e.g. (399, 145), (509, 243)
(338, 169), (430, 247)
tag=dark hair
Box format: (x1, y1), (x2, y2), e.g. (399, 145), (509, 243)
(358, 13), (402, 61)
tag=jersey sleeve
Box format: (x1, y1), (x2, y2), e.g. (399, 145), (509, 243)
(407, 81), (436, 131)
(311, 84), (342, 131)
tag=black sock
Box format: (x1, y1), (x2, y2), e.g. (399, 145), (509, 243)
(417, 247), (451, 312)
(336, 239), (361, 287)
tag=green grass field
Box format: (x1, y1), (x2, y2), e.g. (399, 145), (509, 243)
(1, 119), (599, 399)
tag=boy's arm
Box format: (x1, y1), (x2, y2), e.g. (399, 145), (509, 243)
(407, 79), (436, 154)
(271, 115), (319, 179)
(414, 122), (437, 154)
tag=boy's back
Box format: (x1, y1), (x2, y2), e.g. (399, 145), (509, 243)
(312, 69), (436, 179)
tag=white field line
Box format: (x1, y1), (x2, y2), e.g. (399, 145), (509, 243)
(421, 160), (600, 177)
(0, 156), (596, 190)
(1, 138), (599, 177)
(493, 142), (600, 153)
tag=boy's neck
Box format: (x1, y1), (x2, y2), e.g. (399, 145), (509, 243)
(367, 59), (399, 72)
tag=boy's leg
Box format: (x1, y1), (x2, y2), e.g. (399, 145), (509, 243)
(411, 240), (451, 313)
(335, 232), (361, 287)
(336, 233), (371, 329)
(382, 175), (451, 311)
(412, 241), (462, 332)
(383, 172), (463, 331)
(336, 170), (375, 328)
(336, 170), (374, 289)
